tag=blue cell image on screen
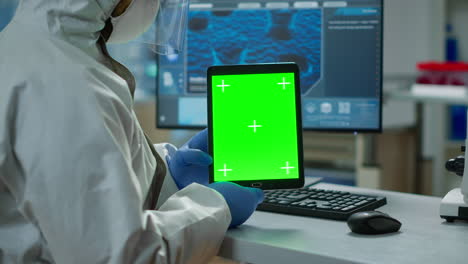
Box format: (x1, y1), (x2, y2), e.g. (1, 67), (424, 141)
(187, 9), (322, 95)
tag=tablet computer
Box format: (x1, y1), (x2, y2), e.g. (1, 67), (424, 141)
(208, 63), (304, 189)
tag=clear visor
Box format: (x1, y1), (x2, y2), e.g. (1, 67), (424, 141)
(135, 0), (189, 55)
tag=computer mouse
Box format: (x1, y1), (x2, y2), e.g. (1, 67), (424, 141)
(347, 211), (402, 235)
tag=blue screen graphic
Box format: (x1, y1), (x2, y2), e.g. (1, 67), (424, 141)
(186, 9), (321, 95)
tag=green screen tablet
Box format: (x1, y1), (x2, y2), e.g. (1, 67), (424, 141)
(208, 63), (304, 189)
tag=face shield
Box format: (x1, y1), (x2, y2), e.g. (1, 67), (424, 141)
(108, 0), (189, 55)
(134, 0), (189, 55)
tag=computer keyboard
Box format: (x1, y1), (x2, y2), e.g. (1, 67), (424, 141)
(257, 187), (387, 221)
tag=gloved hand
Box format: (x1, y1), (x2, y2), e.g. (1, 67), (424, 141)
(166, 129), (211, 189)
(209, 182), (264, 228)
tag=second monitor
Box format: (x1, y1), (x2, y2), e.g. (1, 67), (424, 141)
(157, 0), (383, 132)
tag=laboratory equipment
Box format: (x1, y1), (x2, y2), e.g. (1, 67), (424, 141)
(440, 142), (468, 222)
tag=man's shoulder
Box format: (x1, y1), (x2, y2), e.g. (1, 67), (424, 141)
(0, 25), (122, 99)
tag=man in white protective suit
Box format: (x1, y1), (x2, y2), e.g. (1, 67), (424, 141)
(0, 0), (264, 263)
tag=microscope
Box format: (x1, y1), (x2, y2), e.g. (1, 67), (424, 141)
(440, 144), (468, 222)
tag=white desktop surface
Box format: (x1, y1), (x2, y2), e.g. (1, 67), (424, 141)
(219, 183), (468, 264)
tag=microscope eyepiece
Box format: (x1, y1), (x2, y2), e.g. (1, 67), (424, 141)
(445, 156), (465, 177)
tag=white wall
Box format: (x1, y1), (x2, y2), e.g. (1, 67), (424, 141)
(383, 0), (446, 76)
(448, 0), (468, 61)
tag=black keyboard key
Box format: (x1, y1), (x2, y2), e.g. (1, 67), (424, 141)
(286, 194), (309, 200)
(355, 200), (368, 206)
(317, 205), (332, 210)
(276, 197), (293, 201)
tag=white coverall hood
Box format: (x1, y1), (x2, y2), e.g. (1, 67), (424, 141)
(0, 0), (231, 263)
(14, 0), (118, 56)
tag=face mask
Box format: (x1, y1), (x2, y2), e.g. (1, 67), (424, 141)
(107, 0), (160, 44)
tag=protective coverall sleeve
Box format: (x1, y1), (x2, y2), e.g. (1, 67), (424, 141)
(154, 143), (180, 208)
(14, 71), (231, 264)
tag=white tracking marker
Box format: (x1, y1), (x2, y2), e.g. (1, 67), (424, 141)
(280, 162), (295, 174)
(248, 120), (262, 133)
(218, 164), (233, 177)
(216, 80), (230, 93)
(277, 77), (291, 90)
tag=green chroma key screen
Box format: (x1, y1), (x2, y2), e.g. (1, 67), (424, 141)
(209, 65), (303, 185)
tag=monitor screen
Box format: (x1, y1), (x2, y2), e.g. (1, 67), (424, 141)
(157, 0), (383, 131)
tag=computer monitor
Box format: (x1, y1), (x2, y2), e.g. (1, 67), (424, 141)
(157, 0), (383, 132)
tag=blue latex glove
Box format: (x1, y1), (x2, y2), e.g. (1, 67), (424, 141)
(209, 182), (264, 228)
(166, 129), (211, 189)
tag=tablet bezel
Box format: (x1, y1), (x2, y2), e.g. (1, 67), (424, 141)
(207, 63), (304, 190)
